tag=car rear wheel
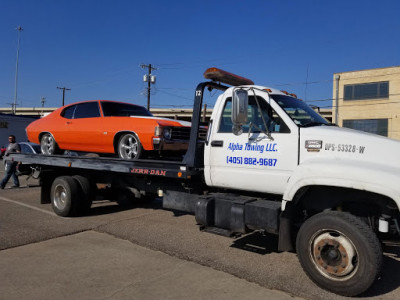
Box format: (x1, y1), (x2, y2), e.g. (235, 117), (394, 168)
(40, 133), (59, 155)
(117, 133), (142, 160)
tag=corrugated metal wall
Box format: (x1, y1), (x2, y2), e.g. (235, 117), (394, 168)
(0, 114), (38, 146)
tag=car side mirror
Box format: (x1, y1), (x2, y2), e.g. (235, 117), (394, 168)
(232, 89), (248, 135)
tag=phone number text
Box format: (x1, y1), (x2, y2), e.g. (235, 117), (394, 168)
(226, 156), (277, 167)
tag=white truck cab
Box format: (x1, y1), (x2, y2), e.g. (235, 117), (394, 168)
(198, 68), (400, 295)
(205, 83), (400, 214)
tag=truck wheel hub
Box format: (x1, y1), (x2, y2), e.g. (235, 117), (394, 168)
(312, 232), (357, 278)
(54, 185), (67, 210)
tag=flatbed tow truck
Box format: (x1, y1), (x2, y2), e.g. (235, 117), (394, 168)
(7, 68), (400, 296)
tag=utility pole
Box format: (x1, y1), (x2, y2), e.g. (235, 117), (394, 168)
(13, 26), (23, 114)
(335, 75), (340, 125)
(41, 97), (46, 115)
(57, 86), (71, 106)
(140, 64), (157, 110)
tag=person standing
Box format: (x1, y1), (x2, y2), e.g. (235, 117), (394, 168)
(1, 135), (20, 189)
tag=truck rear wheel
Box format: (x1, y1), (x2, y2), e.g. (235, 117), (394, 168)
(296, 211), (382, 296)
(73, 175), (95, 214)
(50, 176), (80, 217)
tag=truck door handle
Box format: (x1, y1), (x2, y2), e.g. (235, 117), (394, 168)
(211, 140), (223, 147)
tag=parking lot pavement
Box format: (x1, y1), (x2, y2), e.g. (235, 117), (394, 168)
(0, 231), (302, 300)
(3, 170), (400, 299)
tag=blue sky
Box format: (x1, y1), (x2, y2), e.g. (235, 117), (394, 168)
(0, 0), (399, 110)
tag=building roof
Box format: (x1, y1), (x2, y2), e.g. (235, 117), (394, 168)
(334, 65), (400, 75)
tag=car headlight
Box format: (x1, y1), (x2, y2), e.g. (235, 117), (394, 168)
(163, 128), (172, 140)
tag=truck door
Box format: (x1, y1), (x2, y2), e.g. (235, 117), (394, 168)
(205, 93), (298, 194)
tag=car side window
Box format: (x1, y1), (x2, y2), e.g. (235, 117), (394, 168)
(218, 97), (290, 134)
(61, 105), (76, 119)
(101, 101), (153, 117)
(74, 102), (101, 119)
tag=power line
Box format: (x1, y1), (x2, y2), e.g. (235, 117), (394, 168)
(156, 89), (192, 101)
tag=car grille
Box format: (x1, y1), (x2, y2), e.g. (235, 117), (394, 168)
(171, 127), (208, 140)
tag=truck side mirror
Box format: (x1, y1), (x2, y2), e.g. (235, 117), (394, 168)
(232, 89), (248, 135)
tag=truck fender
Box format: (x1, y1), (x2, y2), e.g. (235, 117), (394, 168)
(282, 158), (400, 210)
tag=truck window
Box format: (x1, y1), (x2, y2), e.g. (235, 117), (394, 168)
(218, 97), (290, 133)
(272, 95), (330, 127)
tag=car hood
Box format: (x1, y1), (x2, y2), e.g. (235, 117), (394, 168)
(132, 116), (192, 127)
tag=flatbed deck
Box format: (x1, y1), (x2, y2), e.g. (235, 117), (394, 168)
(8, 153), (195, 179)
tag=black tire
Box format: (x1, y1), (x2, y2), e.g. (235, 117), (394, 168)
(117, 133), (142, 160)
(73, 175), (95, 214)
(40, 133), (59, 155)
(50, 176), (80, 217)
(296, 211), (382, 296)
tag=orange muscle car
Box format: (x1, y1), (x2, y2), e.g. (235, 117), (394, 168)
(26, 100), (196, 159)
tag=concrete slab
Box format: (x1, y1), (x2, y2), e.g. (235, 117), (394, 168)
(0, 231), (302, 300)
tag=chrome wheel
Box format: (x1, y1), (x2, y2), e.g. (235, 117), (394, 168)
(41, 133), (56, 155)
(53, 184), (68, 211)
(118, 134), (141, 159)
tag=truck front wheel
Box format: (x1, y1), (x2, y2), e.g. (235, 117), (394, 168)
(296, 211), (382, 296)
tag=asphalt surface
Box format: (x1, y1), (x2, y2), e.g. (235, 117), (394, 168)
(1, 231), (301, 300)
(1, 171), (400, 299)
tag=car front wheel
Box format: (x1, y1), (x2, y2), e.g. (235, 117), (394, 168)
(117, 133), (142, 160)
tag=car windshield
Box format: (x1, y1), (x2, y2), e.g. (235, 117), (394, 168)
(272, 95), (332, 127)
(101, 102), (153, 117)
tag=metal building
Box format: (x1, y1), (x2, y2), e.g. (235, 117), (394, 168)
(0, 113), (38, 146)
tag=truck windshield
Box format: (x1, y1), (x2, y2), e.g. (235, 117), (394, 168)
(272, 95), (331, 127)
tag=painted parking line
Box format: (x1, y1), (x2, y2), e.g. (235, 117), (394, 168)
(0, 195), (57, 217)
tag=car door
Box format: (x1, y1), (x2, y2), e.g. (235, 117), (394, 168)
(59, 101), (106, 152)
(205, 93), (299, 195)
